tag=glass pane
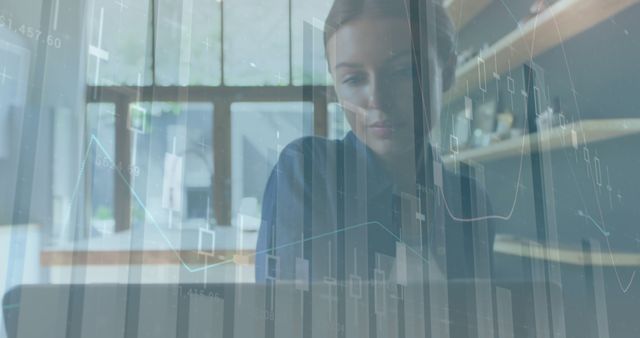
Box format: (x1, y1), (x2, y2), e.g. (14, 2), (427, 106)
(223, 0), (289, 86)
(327, 102), (350, 140)
(155, 0), (222, 86)
(86, 103), (116, 237)
(231, 102), (313, 229)
(130, 102), (214, 229)
(291, 0), (333, 85)
(85, 0), (153, 85)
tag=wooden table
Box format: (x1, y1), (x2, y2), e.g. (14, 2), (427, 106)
(41, 225), (258, 284)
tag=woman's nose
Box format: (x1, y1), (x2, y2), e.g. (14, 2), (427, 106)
(367, 93), (381, 110)
(366, 75), (386, 110)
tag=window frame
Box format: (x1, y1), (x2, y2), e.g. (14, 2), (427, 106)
(82, 0), (334, 232)
(85, 84), (331, 231)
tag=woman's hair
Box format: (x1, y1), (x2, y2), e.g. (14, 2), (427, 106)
(324, 0), (457, 90)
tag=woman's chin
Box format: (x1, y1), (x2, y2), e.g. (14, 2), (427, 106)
(367, 139), (407, 159)
(357, 131), (414, 159)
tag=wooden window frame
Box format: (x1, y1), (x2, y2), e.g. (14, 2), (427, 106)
(82, 0), (335, 232)
(85, 85), (331, 231)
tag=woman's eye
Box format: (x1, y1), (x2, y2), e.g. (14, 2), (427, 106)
(342, 74), (366, 86)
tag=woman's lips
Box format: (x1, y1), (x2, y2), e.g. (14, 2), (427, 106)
(369, 121), (395, 138)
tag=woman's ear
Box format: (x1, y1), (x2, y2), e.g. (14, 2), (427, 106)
(442, 52), (457, 92)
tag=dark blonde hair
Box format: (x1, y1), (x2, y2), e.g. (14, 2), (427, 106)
(323, 0), (456, 90)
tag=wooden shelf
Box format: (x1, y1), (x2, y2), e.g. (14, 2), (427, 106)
(443, 119), (640, 164)
(494, 234), (640, 267)
(444, 0), (493, 31)
(444, 0), (639, 104)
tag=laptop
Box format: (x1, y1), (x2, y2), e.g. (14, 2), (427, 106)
(3, 281), (551, 338)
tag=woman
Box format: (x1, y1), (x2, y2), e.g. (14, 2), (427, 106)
(256, 0), (493, 285)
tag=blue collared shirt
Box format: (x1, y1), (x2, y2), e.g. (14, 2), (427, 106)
(255, 131), (493, 283)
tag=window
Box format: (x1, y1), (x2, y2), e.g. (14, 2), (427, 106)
(155, 0), (222, 86)
(230, 102), (313, 229)
(127, 101), (214, 228)
(223, 0), (290, 86)
(327, 102), (350, 140)
(85, 0), (335, 86)
(291, 0), (333, 85)
(85, 0), (153, 86)
(86, 103), (117, 236)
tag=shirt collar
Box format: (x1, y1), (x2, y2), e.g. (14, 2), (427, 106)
(342, 131), (392, 198)
(342, 131), (438, 198)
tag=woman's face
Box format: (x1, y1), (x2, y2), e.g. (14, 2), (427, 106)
(326, 17), (444, 159)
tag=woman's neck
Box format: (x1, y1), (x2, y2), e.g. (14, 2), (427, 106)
(380, 147), (418, 194)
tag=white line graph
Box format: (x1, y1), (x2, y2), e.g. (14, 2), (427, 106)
(438, 0), (639, 293)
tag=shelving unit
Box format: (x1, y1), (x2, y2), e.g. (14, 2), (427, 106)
(444, 0), (493, 31)
(444, 0), (640, 104)
(443, 118), (640, 164)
